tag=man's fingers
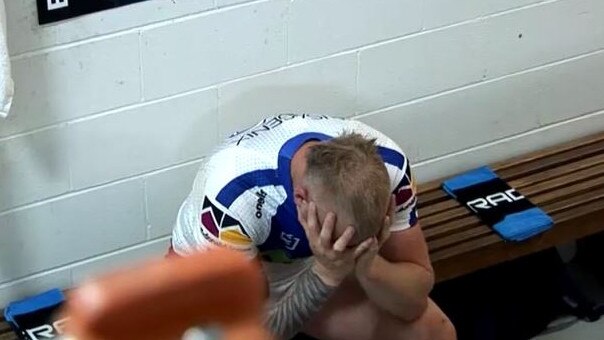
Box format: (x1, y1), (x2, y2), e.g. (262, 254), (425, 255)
(353, 237), (375, 258)
(333, 226), (355, 252)
(305, 202), (320, 241)
(297, 201), (307, 225)
(319, 212), (336, 248)
(378, 224), (391, 247)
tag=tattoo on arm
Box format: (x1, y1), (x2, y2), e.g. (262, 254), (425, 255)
(264, 267), (335, 339)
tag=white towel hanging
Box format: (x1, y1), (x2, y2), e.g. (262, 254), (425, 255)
(0, 0), (14, 119)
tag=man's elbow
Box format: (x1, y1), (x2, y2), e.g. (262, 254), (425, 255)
(397, 268), (434, 322)
(391, 295), (428, 322)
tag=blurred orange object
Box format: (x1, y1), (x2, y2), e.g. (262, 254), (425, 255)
(61, 247), (270, 340)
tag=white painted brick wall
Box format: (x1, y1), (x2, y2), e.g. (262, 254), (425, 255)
(218, 53), (358, 138)
(0, 34), (141, 138)
(146, 161), (202, 239)
(0, 128), (70, 211)
(0, 0), (603, 305)
(421, 0), (543, 29)
(67, 89), (218, 189)
(358, 51), (604, 163)
(358, 0), (604, 112)
(0, 180), (146, 284)
(287, 0), (422, 63)
(141, 0), (288, 99)
(5, 0), (215, 55)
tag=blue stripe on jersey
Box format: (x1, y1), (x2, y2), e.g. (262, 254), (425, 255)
(409, 207), (419, 227)
(377, 146), (405, 170)
(258, 132), (332, 261)
(215, 169), (280, 207)
(277, 132), (332, 195)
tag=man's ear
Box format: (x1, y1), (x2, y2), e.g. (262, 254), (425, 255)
(293, 185), (309, 207)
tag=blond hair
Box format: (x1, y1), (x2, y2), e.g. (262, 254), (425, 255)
(305, 133), (390, 240)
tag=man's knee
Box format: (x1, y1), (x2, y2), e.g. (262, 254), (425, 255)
(380, 300), (455, 340)
(415, 300), (456, 340)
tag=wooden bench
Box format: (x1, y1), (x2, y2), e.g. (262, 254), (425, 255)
(420, 131), (604, 282)
(2, 131), (604, 339)
(0, 320), (15, 340)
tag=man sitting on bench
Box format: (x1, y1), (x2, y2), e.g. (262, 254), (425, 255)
(170, 114), (456, 340)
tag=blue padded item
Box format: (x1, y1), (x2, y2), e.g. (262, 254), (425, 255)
(442, 166), (553, 241)
(4, 289), (64, 324)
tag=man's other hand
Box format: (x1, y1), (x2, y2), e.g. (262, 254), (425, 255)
(355, 195), (394, 279)
(298, 201), (373, 286)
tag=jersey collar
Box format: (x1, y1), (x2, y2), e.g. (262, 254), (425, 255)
(277, 132), (332, 195)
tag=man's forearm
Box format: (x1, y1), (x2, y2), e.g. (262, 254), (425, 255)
(265, 266), (335, 339)
(358, 255), (434, 321)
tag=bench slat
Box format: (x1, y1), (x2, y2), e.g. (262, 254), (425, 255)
(430, 195), (604, 263)
(0, 319), (15, 340)
(428, 225), (492, 252)
(432, 208), (604, 281)
(511, 152), (604, 188)
(541, 185), (604, 214)
(420, 152), (604, 225)
(424, 215), (482, 241)
(418, 134), (604, 208)
(425, 173), (604, 246)
(427, 184), (604, 252)
(419, 131), (604, 195)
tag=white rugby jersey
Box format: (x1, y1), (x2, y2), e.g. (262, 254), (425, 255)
(172, 114), (418, 264)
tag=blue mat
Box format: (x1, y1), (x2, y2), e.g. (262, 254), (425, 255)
(443, 166), (553, 241)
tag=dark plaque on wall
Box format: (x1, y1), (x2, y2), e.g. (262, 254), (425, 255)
(37, 0), (151, 25)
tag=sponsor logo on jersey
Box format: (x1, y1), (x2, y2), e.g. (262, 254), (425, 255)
(280, 232), (300, 251)
(200, 197), (252, 248)
(255, 189), (267, 218)
(228, 114), (331, 145)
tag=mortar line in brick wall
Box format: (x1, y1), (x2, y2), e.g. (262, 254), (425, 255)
(138, 31), (146, 102)
(284, 0), (291, 65)
(9, 0), (560, 65)
(67, 235), (171, 273)
(355, 0), (560, 54)
(413, 108), (604, 169)
(355, 48), (604, 120)
(3, 31), (599, 146)
(0, 266), (71, 289)
(218, 49), (359, 88)
(354, 50), (361, 115)
(143, 180), (151, 240)
(0, 157), (204, 217)
(3, 43), (601, 155)
(216, 86), (223, 133)
(3, 47), (351, 142)
(9, 0), (270, 61)
(3, 0), (567, 135)
(0, 123), (67, 144)
(0, 236), (172, 289)
(0, 85), (217, 143)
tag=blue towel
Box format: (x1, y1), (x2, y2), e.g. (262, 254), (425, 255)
(4, 288), (65, 338)
(443, 166), (553, 242)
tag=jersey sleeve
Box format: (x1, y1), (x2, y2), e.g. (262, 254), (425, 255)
(390, 160), (419, 231)
(172, 148), (278, 259)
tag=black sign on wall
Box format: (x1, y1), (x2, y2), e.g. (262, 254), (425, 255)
(37, 0), (151, 25)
